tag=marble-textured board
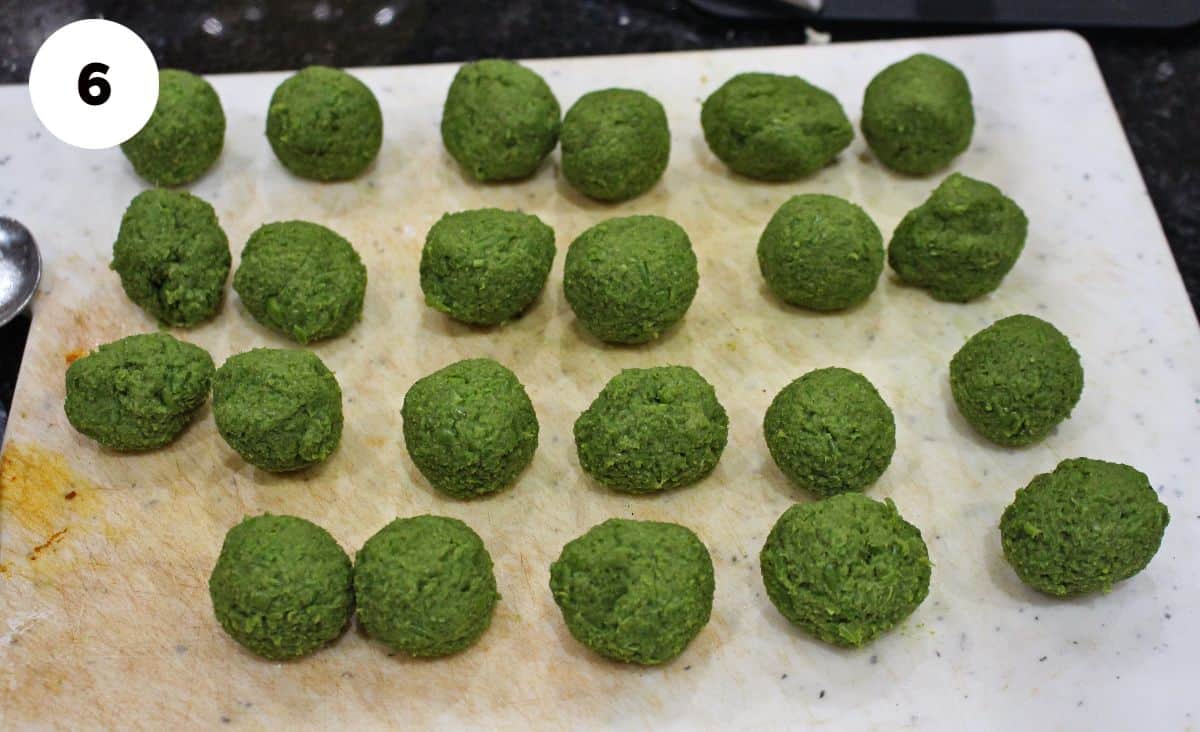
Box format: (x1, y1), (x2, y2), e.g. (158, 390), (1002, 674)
(1, 31), (1198, 731)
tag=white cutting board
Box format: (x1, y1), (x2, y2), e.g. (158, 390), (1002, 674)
(1, 31), (1198, 731)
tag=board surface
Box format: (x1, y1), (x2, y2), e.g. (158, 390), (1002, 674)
(2, 31), (1198, 731)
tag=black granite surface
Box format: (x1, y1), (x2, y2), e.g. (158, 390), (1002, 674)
(1, 0), (1197, 439)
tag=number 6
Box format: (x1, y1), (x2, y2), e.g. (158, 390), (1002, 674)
(78, 62), (111, 106)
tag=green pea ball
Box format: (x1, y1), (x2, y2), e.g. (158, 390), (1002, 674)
(550, 518), (714, 665)
(561, 88), (670, 202)
(401, 358), (538, 499)
(354, 515), (499, 657)
(213, 348), (344, 472)
(233, 221), (367, 344)
(209, 514), (353, 660)
(574, 366), (728, 494)
(763, 367), (896, 497)
(420, 208), (556, 326)
(1000, 458), (1170, 597)
(888, 173), (1027, 303)
(121, 69), (225, 186)
(950, 314), (1083, 447)
(758, 194), (884, 311)
(441, 59), (561, 181)
(760, 494), (931, 648)
(563, 215), (699, 345)
(266, 66), (383, 181)
(65, 332), (214, 451)
(861, 53), (974, 175)
(111, 188), (231, 327)
(701, 72), (853, 181)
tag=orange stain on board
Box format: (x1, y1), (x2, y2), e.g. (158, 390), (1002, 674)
(0, 443), (100, 559)
(28, 528), (68, 560)
(64, 348), (88, 364)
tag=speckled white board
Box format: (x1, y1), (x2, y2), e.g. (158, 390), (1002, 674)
(1, 31), (1198, 731)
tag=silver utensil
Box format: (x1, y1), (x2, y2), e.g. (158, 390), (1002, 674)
(0, 217), (42, 326)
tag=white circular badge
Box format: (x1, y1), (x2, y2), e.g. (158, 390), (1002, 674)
(29, 19), (159, 150)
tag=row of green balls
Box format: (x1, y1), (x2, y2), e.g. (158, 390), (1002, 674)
(210, 499), (920, 664)
(63, 313), (1074, 485)
(211, 453), (1169, 666)
(122, 53), (972, 199)
(112, 167), (1026, 353)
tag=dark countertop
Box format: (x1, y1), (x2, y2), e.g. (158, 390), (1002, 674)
(1, 0), (1198, 439)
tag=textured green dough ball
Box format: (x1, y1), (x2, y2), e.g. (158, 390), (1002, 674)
(111, 188), (231, 327)
(1000, 459), (1170, 597)
(563, 215), (698, 344)
(420, 208), (556, 326)
(354, 515), (499, 657)
(862, 53), (974, 175)
(760, 494), (931, 648)
(441, 59), (561, 181)
(64, 332), (214, 451)
(561, 88), (670, 202)
(889, 173), (1027, 302)
(574, 366), (728, 494)
(213, 348), (343, 472)
(758, 194), (884, 311)
(950, 314), (1083, 447)
(550, 519), (714, 665)
(121, 69), (225, 186)
(233, 221), (367, 344)
(266, 66), (382, 181)
(764, 367), (895, 498)
(209, 514), (353, 660)
(701, 72), (853, 181)
(401, 358), (538, 499)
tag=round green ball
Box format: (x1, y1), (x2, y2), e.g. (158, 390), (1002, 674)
(563, 215), (698, 345)
(1000, 458), (1170, 597)
(760, 493), (931, 648)
(121, 69), (225, 186)
(764, 367), (895, 498)
(266, 66), (382, 181)
(64, 332), (214, 451)
(574, 366), (728, 494)
(550, 518), (714, 665)
(233, 221), (367, 344)
(420, 208), (556, 326)
(441, 59), (561, 181)
(950, 314), (1083, 447)
(862, 53), (974, 175)
(111, 188), (231, 327)
(354, 515), (499, 657)
(209, 514), (353, 660)
(213, 348), (343, 472)
(561, 88), (670, 202)
(401, 358), (538, 499)
(757, 194), (884, 311)
(701, 72), (853, 181)
(888, 173), (1027, 302)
